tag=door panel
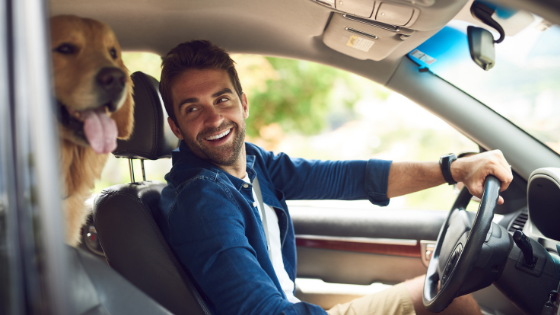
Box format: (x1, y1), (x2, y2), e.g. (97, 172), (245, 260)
(292, 205), (525, 314)
(296, 235), (421, 258)
(291, 207), (447, 240)
(296, 248), (426, 285)
(291, 206), (445, 308)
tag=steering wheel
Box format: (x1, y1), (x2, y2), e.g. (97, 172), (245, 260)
(422, 175), (501, 312)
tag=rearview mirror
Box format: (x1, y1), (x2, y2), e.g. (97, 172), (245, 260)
(467, 26), (495, 71)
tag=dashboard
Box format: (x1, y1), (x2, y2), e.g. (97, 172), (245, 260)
(527, 168), (560, 245)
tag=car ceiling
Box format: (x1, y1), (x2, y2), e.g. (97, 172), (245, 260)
(49, 0), (560, 86)
(45, 0), (459, 85)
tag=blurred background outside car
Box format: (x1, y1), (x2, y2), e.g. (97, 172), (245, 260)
(93, 52), (479, 211)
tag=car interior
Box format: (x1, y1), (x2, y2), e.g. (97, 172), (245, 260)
(1, 0), (560, 314)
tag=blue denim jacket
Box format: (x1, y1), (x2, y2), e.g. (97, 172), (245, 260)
(158, 142), (392, 315)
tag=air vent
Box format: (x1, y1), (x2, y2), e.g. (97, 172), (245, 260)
(508, 210), (529, 233)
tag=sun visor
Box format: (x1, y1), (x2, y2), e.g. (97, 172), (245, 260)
(323, 13), (415, 60)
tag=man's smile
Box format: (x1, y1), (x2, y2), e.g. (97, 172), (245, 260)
(200, 127), (234, 147)
(205, 128), (232, 141)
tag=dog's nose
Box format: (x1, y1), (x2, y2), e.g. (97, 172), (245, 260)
(96, 67), (126, 111)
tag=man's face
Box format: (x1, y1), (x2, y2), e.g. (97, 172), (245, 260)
(168, 69), (249, 166)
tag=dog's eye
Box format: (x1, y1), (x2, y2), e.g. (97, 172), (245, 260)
(54, 43), (77, 55)
(109, 48), (117, 60)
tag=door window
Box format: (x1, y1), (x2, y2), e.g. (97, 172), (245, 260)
(97, 53), (478, 210)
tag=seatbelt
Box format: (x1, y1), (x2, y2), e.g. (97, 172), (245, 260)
(253, 176), (272, 259)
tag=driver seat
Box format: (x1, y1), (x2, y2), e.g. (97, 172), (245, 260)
(93, 71), (211, 315)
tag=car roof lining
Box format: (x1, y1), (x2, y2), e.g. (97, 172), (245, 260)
(49, 0), (456, 86)
(48, 0), (560, 85)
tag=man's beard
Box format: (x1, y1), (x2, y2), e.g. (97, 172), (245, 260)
(182, 120), (245, 167)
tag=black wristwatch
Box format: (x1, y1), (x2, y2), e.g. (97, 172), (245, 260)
(439, 153), (458, 185)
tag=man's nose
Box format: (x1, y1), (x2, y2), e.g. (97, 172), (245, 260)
(203, 105), (224, 127)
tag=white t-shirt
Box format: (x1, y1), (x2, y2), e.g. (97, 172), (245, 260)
(242, 174), (300, 304)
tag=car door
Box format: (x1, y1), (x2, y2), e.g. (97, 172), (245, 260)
(291, 182), (526, 315)
(292, 205), (445, 308)
(2, 0), (74, 313)
(287, 60), (529, 314)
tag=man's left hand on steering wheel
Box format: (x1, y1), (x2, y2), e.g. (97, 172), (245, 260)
(450, 150), (514, 204)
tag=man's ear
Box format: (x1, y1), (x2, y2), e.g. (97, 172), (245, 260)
(242, 93), (249, 119)
(167, 117), (183, 140)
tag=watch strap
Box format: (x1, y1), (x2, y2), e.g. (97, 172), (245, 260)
(440, 153), (458, 185)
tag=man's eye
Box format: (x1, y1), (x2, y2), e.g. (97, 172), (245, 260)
(187, 107), (199, 113)
(217, 97), (229, 103)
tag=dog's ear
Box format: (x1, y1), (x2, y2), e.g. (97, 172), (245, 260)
(112, 63), (135, 140)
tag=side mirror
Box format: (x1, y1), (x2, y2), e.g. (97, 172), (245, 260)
(467, 26), (496, 71)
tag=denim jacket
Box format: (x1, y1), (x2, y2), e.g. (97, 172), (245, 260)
(158, 142), (392, 315)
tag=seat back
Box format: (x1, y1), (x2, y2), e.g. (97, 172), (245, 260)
(67, 245), (173, 315)
(93, 72), (210, 315)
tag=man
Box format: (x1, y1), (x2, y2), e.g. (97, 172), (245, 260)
(157, 40), (513, 315)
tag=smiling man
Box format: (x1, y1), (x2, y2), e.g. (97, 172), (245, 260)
(165, 67), (248, 177)
(157, 40), (513, 315)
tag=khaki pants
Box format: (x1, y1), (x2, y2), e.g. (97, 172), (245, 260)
(326, 283), (415, 315)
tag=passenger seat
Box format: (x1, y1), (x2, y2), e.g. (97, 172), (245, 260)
(66, 246), (173, 315)
(93, 71), (211, 315)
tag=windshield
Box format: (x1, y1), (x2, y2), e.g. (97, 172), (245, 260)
(408, 15), (560, 154)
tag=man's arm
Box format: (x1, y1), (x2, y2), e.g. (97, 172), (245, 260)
(387, 150), (513, 204)
(259, 148), (391, 205)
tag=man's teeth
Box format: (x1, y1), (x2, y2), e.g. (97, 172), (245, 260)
(206, 129), (231, 141)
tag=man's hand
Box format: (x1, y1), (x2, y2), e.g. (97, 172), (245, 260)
(386, 150), (513, 201)
(451, 150), (513, 205)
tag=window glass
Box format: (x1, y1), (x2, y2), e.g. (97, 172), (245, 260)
(0, 97), (10, 315)
(0, 29), (17, 315)
(97, 52), (478, 210)
(93, 52), (170, 192)
(408, 17), (560, 155)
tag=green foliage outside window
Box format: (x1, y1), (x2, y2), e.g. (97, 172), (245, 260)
(97, 52), (479, 211)
(245, 57), (362, 137)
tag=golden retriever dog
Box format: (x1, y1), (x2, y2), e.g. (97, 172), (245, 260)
(51, 15), (134, 246)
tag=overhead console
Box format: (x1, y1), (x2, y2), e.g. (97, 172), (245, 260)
(316, 0), (420, 27)
(311, 0), (469, 60)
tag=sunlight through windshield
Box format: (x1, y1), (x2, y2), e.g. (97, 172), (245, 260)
(409, 16), (560, 154)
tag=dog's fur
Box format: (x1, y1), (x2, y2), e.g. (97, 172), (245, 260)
(51, 15), (134, 246)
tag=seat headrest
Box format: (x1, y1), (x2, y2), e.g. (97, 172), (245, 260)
(113, 71), (178, 160)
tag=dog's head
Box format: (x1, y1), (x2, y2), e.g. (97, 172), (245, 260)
(51, 15), (134, 154)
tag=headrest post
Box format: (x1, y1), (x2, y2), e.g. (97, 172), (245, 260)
(128, 159), (135, 183)
(141, 159), (146, 182)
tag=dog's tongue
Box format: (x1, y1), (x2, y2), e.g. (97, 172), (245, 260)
(82, 109), (118, 154)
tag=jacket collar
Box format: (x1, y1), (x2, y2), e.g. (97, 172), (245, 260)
(172, 141), (257, 187)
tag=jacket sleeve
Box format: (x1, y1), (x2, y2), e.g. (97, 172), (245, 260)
(166, 178), (327, 315)
(259, 147), (392, 206)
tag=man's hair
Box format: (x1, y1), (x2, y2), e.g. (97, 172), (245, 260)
(159, 40), (243, 123)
